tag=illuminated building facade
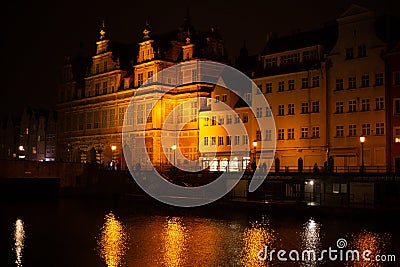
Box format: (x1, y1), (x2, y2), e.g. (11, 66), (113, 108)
(57, 5), (400, 172)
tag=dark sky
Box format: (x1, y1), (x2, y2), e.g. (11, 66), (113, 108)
(1, 0), (399, 118)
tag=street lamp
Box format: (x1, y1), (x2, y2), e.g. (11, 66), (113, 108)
(360, 135), (365, 173)
(252, 140), (257, 161)
(171, 145), (177, 170)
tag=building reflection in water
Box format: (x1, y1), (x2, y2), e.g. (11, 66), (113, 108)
(97, 212), (128, 267)
(299, 218), (321, 266)
(14, 218), (25, 267)
(347, 230), (390, 267)
(241, 218), (278, 267)
(161, 217), (188, 267)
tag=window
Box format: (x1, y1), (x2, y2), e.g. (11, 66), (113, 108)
(361, 74), (370, 87)
(395, 128), (400, 143)
(95, 64), (100, 73)
(358, 45), (366, 57)
(376, 123), (384, 135)
(278, 105), (285, 116)
(147, 71), (154, 83)
(109, 109), (115, 127)
(312, 101), (320, 113)
(301, 102), (309, 114)
(218, 136), (224, 146)
(336, 101), (344, 113)
(204, 117), (209, 126)
(178, 71), (183, 84)
(288, 128), (294, 139)
(86, 112), (93, 129)
(243, 113), (249, 123)
(211, 116), (217, 125)
(265, 106), (272, 117)
(312, 76), (320, 87)
(288, 103), (295, 115)
(278, 81), (285, 92)
(349, 124), (357, 137)
(138, 73), (144, 86)
(265, 130), (272, 141)
(303, 51), (311, 61)
(266, 57), (277, 68)
(395, 99), (400, 114)
(204, 137), (209, 146)
(256, 107), (263, 118)
(215, 95), (220, 102)
(301, 78), (309, 89)
(301, 127), (308, 138)
(104, 61), (108, 72)
(361, 99), (370, 111)
(244, 93), (251, 102)
(256, 130), (262, 141)
(102, 82), (108, 94)
(394, 71), (400, 85)
(336, 126), (344, 137)
(226, 115), (232, 124)
(235, 114), (241, 124)
(227, 136), (232, 145)
(118, 107), (125, 126)
(375, 73), (384, 86)
(288, 80), (295, 90)
(221, 94), (227, 102)
(266, 83), (272, 93)
(376, 97), (384, 110)
(95, 83), (100, 96)
(234, 136), (240, 145)
(242, 135), (248, 145)
(278, 129), (285, 140)
(146, 103), (153, 123)
(257, 84), (263, 93)
(345, 48), (354, 59)
(312, 126), (320, 138)
(218, 116), (224, 125)
(211, 137), (216, 146)
(94, 111), (100, 128)
(335, 78), (344, 91)
(192, 69), (197, 82)
(348, 100), (357, 112)
(362, 124), (371, 135)
(349, 77), (356, 89)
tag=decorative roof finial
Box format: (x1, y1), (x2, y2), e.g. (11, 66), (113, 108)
(100, 20), (107, 40)
(143, 21), (151, 40)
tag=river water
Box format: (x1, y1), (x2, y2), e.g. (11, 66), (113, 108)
(0, 197), (399, 266)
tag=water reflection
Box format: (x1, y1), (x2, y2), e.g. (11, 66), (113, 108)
(14, 218), (25, 267)
(97, 212), (128, 267)
(299, 218), (321, 266)
(347, 230), (390, 267)
(161, 217), (188, 267)
(241, 219), (278, 267)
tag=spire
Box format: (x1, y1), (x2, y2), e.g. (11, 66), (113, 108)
(143, 21), (151, 40)
(99, 20), (108, 40)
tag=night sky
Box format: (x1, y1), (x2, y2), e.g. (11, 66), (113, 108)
(1, 0), (399, 119)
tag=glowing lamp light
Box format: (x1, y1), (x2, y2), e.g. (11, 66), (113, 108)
(111, 145), (117, 151)
(171, 145), (177, 150)
(309, 180), (314, 186)
(359, 135), (365, 144)
(252, 141), (257, 148)
(19, 146), (24, 152)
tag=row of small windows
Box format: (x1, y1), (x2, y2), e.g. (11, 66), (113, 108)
(277, 101), (320, 116)
(277, 127), (321, 140)
(335, 73), (384, 90)
(203, 131), (274, 146)
(94, 61), (109, 74)
(257, 76), (320, 93)
(334, 97), (384, 113)
(345, 45), (367, 60)
(263, 49), (318, 68)
(335, 123), (385, 137)
(63, 108), (126, 132)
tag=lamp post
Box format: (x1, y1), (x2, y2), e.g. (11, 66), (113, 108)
(252, 141), (257, 172)
(359, 135), (365, 173)
(171, 145), (177, 171)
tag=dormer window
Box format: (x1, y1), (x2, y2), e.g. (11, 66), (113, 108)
(345, 48), (354, 60)
(358, 45), (367, 57)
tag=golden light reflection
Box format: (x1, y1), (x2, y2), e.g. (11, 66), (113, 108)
(299, 218), (321, 266)
(14, 218), (25, 267)
(97, 212), (128, 267)
(347, 230), (390, 267)
(241, 221), (278, 267)
(162, 217), (188, 267)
